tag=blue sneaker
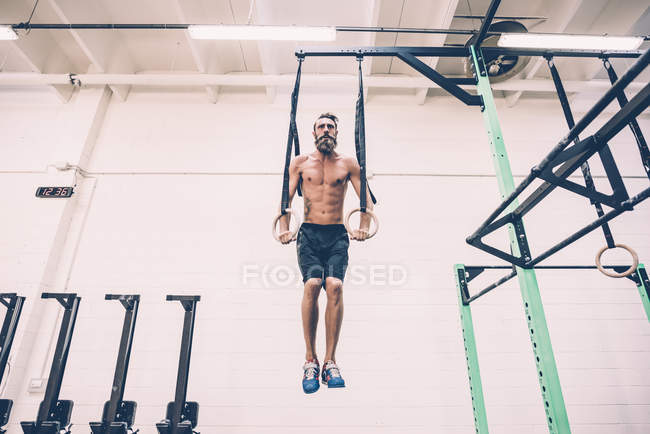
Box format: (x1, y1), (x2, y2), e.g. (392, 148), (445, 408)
(302, 360), (320, 394)
(322, 360), (345, 388)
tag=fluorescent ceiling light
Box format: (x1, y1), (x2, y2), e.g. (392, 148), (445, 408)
(0, 25), (18, 40)
(188, 24), (336, 41)
(498, 33), (644, 51)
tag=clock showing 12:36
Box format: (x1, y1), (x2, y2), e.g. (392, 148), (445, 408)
(35, 187), (74, 198)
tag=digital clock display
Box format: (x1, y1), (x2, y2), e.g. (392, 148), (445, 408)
(36, 187), (74, 198)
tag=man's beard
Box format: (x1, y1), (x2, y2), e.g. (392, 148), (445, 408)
(316, 135), (337, 153)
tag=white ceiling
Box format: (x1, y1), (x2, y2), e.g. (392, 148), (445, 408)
(0, 0), (648, 103)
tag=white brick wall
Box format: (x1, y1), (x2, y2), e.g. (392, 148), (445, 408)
(0, 86), (648, 433)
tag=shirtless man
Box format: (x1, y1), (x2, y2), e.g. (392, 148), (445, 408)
(278, 112), (373, 394)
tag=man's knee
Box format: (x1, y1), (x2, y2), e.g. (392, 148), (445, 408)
(325, 277), (343, 300)
(304, 278), (323, 299)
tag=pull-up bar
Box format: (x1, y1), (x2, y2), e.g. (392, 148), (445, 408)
(296, 46), (642, 58)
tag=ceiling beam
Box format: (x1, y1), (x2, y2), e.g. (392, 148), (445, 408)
(414, 0), (459, 104)
(8, 0), (77, 102)
(361, 0), (383, 101)
(172, 0), (221, 103)
(569, 0), (649, 101)
(1, 72), (645, 96)
(10, 31), (75, 102)
(49, 0), (135, 101)
(505, 0), (585, 107)
(252, 0), (304, 104)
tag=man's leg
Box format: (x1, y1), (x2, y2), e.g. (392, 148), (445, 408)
(324, 277), (344, 362)
(301, 278), (322, 361)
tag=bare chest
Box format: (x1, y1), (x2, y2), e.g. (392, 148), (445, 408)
(301, 159), (349, 187)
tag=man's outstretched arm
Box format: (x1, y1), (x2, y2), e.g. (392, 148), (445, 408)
(279, 156), (303, 244)
(348, 157), (374, 241)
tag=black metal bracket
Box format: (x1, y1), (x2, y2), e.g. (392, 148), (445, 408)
(166, 295), (201, 312)
(394, 51), (482, 106)
(636, 267), (650, 294)
(512, 219), (532, 264)
(21, 400), (73, 434)
(41, 293), (77, 310)
(156, 401), (199, 434)
(533, 135), (629, 208)
(90, 401), (137, 434)
(105, 294), (139, 311)
(157, 295), (200, 434)
(22, 293), (80, 434)
(90, 294), (141, 434)
(457, 268), (471, 305)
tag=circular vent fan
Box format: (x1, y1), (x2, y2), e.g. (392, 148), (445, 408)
(464, 21), (531, 83)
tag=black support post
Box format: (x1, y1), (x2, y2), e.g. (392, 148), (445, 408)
(90, 295), (140, 434)
(21, 293), (80, 434)
(156, 295), (200, 434)
(0, 293), (25, 434)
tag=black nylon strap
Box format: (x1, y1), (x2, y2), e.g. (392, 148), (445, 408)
(602, 58), (650, 180)
(281, 58), (304, 213)
(547, 57), (616, 248)
(355, 57), (377, 212)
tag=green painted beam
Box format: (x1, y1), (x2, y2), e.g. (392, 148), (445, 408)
(469, 45), (571, 434)
(454, 264), (489, 434)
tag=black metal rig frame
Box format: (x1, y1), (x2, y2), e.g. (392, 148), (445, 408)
(296, 2), (649, 431)
(90, 294), (140, 434)
(156, 295), (200, 434)
(21, 293), (80, 434)
(466, 48), (649, 268)
(295, 9), (649, 281)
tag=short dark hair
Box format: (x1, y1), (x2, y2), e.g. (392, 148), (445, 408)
(313, 112), (338, 131)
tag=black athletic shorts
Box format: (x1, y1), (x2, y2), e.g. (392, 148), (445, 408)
(296, 223), (350, 285)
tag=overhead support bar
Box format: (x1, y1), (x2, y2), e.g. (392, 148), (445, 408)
(296, 46), (643, 58)
(461, 265), (647, 304)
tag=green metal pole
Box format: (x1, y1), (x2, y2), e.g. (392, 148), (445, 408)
(454, 264), (489, 434)
(634, 264), (650, 321)
(469, 45), (571, 434)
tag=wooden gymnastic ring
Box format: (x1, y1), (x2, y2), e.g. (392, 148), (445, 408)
(595, 243), (639, 278)
(344, 208), (379, 240)
(272, 209), (300, 243)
